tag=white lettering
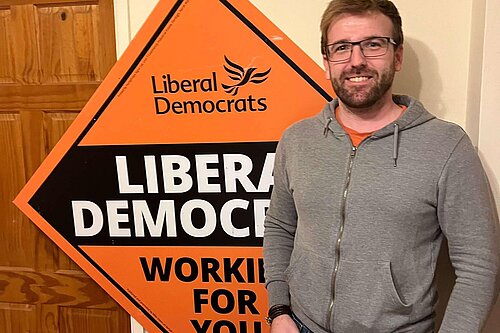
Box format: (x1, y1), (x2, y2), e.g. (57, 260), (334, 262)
(223, 154), (257, 193)
(257, 153), (275, 192)
(132, 200), (177, 237)
(144, 155), (159, 193)
(106, 200), (131, 237)
(116, 156), (144, 193)
(253, 199), (269, 237)
(221, 199), (250, 237)
(180, 199), (217, 237)
(161, 155), (193, 193)
(72, 201), (104, 236)
(195, 154), (221, 193)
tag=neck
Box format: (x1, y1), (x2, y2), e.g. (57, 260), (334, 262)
(336, 94), (402, 132)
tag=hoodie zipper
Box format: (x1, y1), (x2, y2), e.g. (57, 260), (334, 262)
(326, 145), (357, 331)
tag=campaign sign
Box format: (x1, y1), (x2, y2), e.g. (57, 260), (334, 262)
(14, 0), (333, 332)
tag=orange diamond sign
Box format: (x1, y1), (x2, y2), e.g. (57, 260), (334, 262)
(14, 0), (333, 332)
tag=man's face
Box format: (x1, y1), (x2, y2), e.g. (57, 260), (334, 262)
(323, 12), (403, 109)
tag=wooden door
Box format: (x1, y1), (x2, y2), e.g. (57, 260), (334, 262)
(0, 0), (131, 332)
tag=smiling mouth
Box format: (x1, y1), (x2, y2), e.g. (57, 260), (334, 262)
(347, 76), (371, 82)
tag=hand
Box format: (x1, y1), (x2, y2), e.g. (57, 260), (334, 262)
(270, 314), (299, 333)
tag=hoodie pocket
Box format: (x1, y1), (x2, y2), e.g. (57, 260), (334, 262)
(285, 249), (332, 327)
(334, 260), (412, 332)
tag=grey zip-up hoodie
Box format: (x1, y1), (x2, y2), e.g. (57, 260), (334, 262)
(263, 95), (499, 333)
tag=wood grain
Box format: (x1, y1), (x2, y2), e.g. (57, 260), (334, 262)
(0, 0), (130, 331)
(60, 307), (131, 333)
(0, 112), (35, 269)
(0, 83), (99, 110)
(0, 269), (119, 309)
(38, 5), (101, 83)
(40, 304), (59, 333)
(42, 111), (83, 272)
(0, 303), (37, 333)
(0, 8), (15, 83)
(11, 5), (42, 84)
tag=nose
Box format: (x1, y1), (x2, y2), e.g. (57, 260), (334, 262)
(349, 44), (367, 67)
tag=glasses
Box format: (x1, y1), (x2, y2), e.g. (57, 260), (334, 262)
(324, 37), (398, 62)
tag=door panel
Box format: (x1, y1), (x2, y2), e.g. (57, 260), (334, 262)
(0, 1), (130, 332)
(0, 8), (15, 84)
(0, 303), (37, 333)
(37, 5), (101, 83)
(0, 112), (32, 268)
(42, 111), (82, 272)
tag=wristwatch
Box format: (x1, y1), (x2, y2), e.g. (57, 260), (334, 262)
(265, 304), (292, 325)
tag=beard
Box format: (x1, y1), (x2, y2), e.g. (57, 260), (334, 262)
(331, 62), (396, 109)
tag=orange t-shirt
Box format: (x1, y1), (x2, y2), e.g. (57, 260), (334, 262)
(336, 106), (407, 147)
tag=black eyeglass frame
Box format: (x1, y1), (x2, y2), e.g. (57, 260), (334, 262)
(323, 36), (399, 63)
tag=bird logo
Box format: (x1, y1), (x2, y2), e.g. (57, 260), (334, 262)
(221, 56), (271, 96)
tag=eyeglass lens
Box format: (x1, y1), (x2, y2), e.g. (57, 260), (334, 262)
(326, 37), (390, 62)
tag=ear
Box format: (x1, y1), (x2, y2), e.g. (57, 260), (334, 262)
(394, 45), (404, 72)
(323, 56), (331, 80)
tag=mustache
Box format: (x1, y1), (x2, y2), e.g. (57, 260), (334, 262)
(340, 66), (377, 80)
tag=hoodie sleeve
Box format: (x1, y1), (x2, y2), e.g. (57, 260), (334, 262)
(437, 134), (500, 332)
(263, 133), (298, 308)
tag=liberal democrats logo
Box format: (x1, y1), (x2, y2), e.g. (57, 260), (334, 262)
(151, 56), (271, 115)
(222, 56), (271, 96)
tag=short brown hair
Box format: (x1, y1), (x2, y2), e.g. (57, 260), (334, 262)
(320, 0), (403, 54)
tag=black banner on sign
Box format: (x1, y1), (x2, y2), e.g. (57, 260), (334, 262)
(30, 142), (277, 247)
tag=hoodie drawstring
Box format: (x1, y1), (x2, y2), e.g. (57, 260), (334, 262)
(393, 123), (399, 167)
(324, 117), (333, 137)
(324, 116), (400, 166)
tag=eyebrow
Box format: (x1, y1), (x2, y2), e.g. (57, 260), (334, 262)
(328, 35), (382, 45)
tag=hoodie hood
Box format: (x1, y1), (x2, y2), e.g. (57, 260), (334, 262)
(318, 95), (435, 138)
(318, 95), (436, 166)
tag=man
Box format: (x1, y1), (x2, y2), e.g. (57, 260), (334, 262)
(263, 0), (499, 332)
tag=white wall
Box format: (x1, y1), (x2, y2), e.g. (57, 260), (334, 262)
(479, 0), (500, 214)
(478, 1), (500, 329)
(113, 1), (499, 332)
